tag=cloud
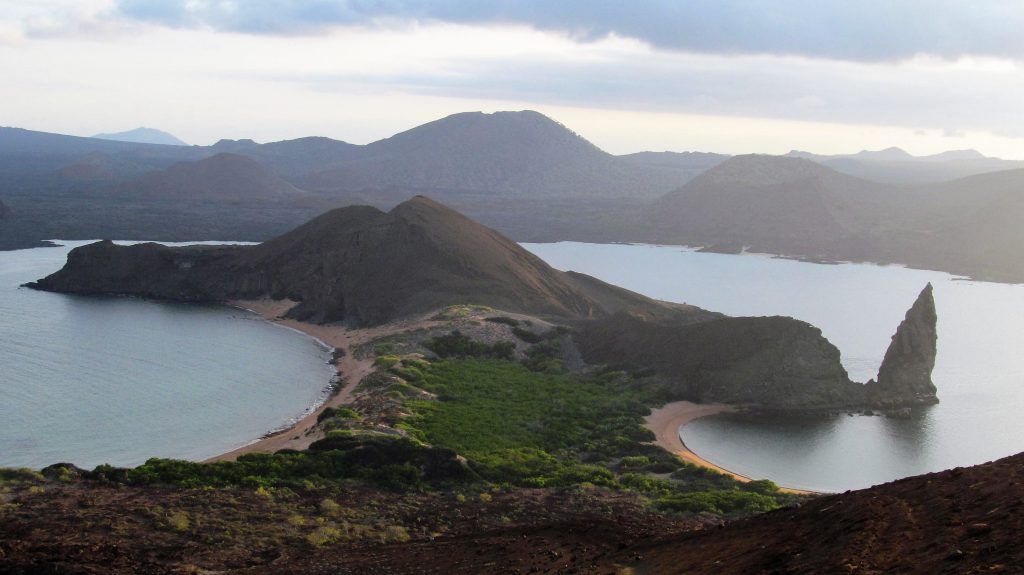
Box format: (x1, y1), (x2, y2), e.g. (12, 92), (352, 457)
(258, 44), (1024, 140)
(106, 0), (1024, 62)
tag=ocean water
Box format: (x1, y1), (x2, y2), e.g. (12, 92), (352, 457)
(523, 242), (1024, 492)
(0, 241), (335, 470)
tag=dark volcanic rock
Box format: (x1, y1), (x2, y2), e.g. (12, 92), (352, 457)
(575, 312), (862, 408)
(866, 283), (939, 407)
(575, 284), (939, 408)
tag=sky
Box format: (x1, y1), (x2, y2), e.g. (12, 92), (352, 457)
(2, 0), (1024, 158)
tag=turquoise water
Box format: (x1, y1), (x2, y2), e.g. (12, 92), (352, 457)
(0, 241), (335, 470)
(524, 242), (1024, 492)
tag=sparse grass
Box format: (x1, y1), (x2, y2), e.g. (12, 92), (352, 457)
(306, 524), (342, 547)
(165, 510), (190, 532)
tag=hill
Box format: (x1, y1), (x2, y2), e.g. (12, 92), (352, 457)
(28, 196), (678, 325)
(642, 155), (1024, 281)
(617, 150), (729, 189)
(626, 450), (1024, 573)
(788, 147), (1024, 184)
(117, 153), (310, 203)
(645, 154), (890, 255)
(92, 127), (188, 146)
(304, 110), (687, 199)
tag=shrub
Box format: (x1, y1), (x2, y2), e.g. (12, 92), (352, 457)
(511, 327), (543, 343)
(655, 490), (779, 515)
(317, 407), (360, 424)
(741, 479), (780, 495)
(319, 498), (342, 515)
(424, 331), (515, 360)
(368, 464), (424, 491)
(306, 525), (342, 547)
(0, 468), (44, 483)
(485, 316), (519, 326)
(374, 355), (401, 368)
(165, 511), (190, 532)
(382, 525), (411, 543)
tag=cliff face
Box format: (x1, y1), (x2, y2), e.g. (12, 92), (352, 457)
(575, 313), (862, 408)
(866, 284), (939, 407)
(575, 285), (939, 409)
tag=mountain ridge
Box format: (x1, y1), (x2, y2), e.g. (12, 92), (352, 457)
(92, 127), (188, 146)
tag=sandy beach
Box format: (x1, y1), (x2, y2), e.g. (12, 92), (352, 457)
(644, 401), (816, 495)
(207, 300), (396, 461)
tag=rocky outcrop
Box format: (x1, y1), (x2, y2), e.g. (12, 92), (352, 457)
(575, 285), (939, 409)
(865, 284), (939, 407)
(575, 312), (862, 408)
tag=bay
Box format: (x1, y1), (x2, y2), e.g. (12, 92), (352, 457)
(523, 242), (1024, 492)
(0, 241), (335, 470)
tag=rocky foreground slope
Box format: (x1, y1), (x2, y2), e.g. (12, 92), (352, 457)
(2, 451), (1020, 573)
(29, 196), (937, 409)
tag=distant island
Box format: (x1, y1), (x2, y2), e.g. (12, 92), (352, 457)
(2, 110), (1022, 283)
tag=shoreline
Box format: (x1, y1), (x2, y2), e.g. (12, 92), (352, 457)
(210, 303), (815, 495)
(644, 401), (818, 495)
(206, 299), (376, 462)
(207, 300), (444, 462)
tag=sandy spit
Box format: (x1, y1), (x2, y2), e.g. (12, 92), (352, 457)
(206, 299), (435, 461)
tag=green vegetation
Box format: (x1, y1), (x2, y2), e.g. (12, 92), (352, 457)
(511, 326), (544, 343)
(89, 432), (475, 491)
(398, 358), (797, 515)
(40, 331), (797, 519)
(423, 330), (515, 360)
(484, 316), (520, 326)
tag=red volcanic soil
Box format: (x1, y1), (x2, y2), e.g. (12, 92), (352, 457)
(632, 453), (1024, 574)
(5, 453), (1021, 574)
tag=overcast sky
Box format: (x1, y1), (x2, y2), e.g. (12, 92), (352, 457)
(2, 0), (1023, 158)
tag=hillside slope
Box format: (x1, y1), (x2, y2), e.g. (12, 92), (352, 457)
(305, 111), (687, 199)
(643, 155), (1024, 281)
(629, 451), (1024, 574)
(29, 196), (678, 325)
(118, 153), (310, 203)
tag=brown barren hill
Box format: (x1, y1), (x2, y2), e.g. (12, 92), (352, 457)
(28, 196), (678, 325)
(628, 452), (1024, 574)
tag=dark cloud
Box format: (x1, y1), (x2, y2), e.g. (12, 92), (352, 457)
(112, 0), (1024, 61)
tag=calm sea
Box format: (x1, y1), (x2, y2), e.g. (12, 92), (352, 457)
(0, 241), (335, 470)
(524, 242), (1024, 492)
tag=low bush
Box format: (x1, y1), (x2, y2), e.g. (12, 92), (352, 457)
(424, 331), (515, 360)
(511, 327), (543, 343)
(484, 316), (520, 326)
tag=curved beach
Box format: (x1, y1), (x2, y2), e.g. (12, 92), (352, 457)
(644, 401), (817, 495)
(208, 300), (444, 462)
